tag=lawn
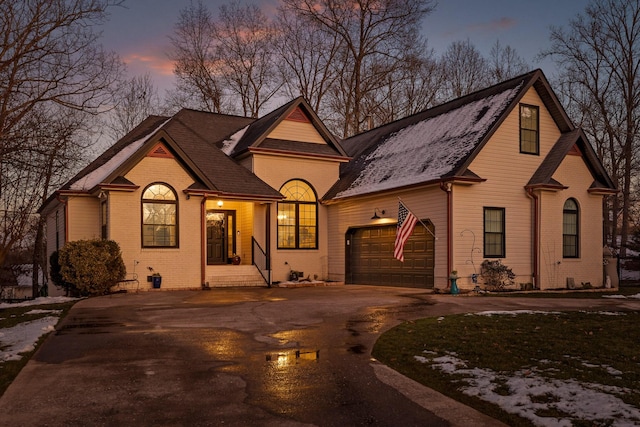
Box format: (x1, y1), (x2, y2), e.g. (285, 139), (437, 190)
(0, 298), (77, 396)
(373, 291), (640, 426)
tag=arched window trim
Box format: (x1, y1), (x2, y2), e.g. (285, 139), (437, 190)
(141, 182), (179, 248)
(277, 179), (318, 250)
(563, 198), (579, 258)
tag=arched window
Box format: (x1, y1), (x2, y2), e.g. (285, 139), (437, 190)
(277, 180), (317, 249)
(563, 198), (579, 258)
(142, 183), (178, 247)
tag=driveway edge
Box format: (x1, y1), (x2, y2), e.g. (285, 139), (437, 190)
(371, 361), (508, 427)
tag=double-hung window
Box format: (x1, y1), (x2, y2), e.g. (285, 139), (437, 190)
(520, 104), (539, 154)
(563, 199), (579, 258)
(484, 207), (505, 258)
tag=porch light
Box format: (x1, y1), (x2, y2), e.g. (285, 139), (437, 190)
(217, 200), (223, 207)
(371, 208), (385, 219)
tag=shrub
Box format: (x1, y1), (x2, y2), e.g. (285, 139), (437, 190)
(58, 239), (126, 296)
(480, 259), (515, 290)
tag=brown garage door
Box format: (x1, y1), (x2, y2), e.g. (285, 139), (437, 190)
(346, 223), (434, 288)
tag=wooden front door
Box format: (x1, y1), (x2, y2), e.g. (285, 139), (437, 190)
(206, 210), (236, 265)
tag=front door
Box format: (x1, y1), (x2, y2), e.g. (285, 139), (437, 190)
(206, 210), (236, 264)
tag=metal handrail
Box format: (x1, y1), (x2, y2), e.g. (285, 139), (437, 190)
(252, 237), (270, 287)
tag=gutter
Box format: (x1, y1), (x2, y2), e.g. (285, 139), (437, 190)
(439, 182), (453, 286)
(526, 187), (539, 289)
(55, 193), (69, 247)
(200, 196), (206, 287)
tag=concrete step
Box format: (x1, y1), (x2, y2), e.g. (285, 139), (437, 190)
(206, 265), (267, 287)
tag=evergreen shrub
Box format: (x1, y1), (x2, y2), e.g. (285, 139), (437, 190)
(57, 239), (126, 296)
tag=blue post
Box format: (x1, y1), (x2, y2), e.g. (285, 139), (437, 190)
(450, 277), (459, 295)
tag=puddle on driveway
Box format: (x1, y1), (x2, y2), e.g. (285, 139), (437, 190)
(265, 349), (319, 366)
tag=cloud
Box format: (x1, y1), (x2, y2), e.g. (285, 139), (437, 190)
(122, 53), (175, 76)
(470, 16), (516, 32)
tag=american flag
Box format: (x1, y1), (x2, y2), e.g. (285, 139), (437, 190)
(394, 201), (417, 262)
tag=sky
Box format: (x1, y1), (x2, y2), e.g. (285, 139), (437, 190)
(99, 0), (592, 101)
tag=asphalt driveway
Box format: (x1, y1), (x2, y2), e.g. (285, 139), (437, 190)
(0, 285), (637, 426)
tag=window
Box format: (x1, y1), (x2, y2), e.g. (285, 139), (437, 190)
(563, 198), (579, 258)
(484, 207), (505, 257)
(520, 104), (539, 154)
(142, 183), (178, 247)
(277, 180), (317, 249)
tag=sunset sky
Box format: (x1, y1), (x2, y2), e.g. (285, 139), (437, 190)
(100, 0), (591, 100)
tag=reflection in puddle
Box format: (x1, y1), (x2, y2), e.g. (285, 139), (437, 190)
(266, 349), (320, 366)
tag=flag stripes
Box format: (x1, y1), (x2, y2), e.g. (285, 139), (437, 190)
(394, 201), (417, 262)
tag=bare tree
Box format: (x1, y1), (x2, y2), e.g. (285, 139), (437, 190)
(0, 0), (124, 292)
(542, 0), (640, 254)
(439, 39), (489, 100)
(213, 2), (281, 117)
(169, 1), (227, 113)
(274, 8), (342, 116)
(488, 40), (530, 83)
(365, 47), (443, 127)
(107, 73), (165, 140)
(170, 1), (281, 118)
(280, 0), (436, 137)
(0, 0), (124, 143)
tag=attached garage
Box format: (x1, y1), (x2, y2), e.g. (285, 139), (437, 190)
(346, 223), (434, 288)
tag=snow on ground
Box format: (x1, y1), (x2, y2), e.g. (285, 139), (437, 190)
(417, 351), (640, 427)
(603, 293), (640, 299)
(415, 310), (640, 427)
(0, 296), (77, 309)
(0, 297), (77, 362)
(0, 317), (59, 361)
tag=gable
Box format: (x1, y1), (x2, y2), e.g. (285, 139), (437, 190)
(467, 86), (562, 184)
(267, 110), (325, 144)
(227, 97), (348, 158)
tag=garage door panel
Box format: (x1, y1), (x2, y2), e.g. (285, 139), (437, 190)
(348, 224), (434, 288)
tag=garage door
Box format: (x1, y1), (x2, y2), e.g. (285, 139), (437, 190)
(346, 223), (434, 288)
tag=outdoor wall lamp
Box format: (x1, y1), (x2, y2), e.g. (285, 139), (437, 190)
(217, 200), (223, 207)
(371, 208), (385, 219)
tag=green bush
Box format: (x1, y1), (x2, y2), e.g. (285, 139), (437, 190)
(58, 239), (126, 296)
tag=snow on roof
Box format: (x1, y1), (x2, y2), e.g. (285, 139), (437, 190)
(335, 86), (521, 198)
(69, 119), (171, 191)
(221, 125), (249, 156)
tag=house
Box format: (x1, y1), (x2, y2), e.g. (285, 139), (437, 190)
(0, 264), (44, 300)
(40, 69), (616, 294)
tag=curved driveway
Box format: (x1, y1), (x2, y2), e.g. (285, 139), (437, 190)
(0, 286), (638, 426)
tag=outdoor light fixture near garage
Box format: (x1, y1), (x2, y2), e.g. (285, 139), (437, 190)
(371, 208), (385, 219)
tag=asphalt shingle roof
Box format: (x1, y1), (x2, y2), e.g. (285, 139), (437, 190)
(323, 69), (614, 200)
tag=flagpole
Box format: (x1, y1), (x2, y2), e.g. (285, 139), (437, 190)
(398, 197), (437, 239)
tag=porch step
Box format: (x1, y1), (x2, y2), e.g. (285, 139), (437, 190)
(207, 265), (267, 287)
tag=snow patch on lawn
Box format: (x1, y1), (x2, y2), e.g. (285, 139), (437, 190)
(0, 297), (77, 362)
(0, 316), (59, 361)
(415, 351), (640, 426)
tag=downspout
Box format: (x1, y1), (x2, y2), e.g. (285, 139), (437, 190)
(526, 188), (539, 289)
(265, 203), (271, 285)
(201, 197), (206, 287)
(440, 181), (453, 286)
